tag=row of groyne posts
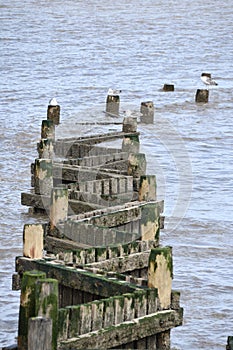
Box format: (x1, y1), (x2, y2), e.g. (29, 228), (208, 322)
(8, 93), (185, 350)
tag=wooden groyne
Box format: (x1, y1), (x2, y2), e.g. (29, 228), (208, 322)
(11, 101), (183, 350)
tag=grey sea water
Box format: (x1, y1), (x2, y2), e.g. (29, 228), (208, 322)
(1, 0), (233, 348)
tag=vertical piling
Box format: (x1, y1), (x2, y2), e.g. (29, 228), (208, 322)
(41, 120), (55, 140)
(140, 101), (154, 123)
(106, 94), (120, 116)
(195, 89), (209, 103)
(34, 159), (53, 196)
(18, 271), (46, 350)
(23, 223), (44, 259)
(28, 317), (52, 350)
(50, 187), (68, 233)
(127, 153), (147, 178)
(122, 134), (140, 153)
(156, 330), (171, 350)
(47, 105), (60, 125)
(35, 279), (59, 350)
(37, 139), (54, 159)
(140, 202), (161, 241)
(122, 116), (137, 133)
(148, 247), (173, 310)
(139, 175), (156, 201)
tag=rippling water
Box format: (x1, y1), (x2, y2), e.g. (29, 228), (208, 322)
(1, 0), (233, 348)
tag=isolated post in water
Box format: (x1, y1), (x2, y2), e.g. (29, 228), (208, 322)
(195, 89), (209, 103)
(106, 89), (121, 116)
(47, 98), (60, 125)
(140, 101), (154, 123)
(162, 84), (174, 91)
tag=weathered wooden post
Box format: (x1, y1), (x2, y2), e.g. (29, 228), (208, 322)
(127, 153), (146, 178)
(157, 330), (171, 350)
(23, 223), (44, 259)
(122, 116), (140, 153)
(35, 279), (58, 350)
(50, 187), (68, 234)
(47, 98), (60, 125)
(41, 120), (55, 140)
(227, 336), (233, 350)
(162, 84), (174, 91)
(122, 116), (137, 133)
(28, 317), (52, 350)
(106, 89), (121, 116)
(148, 247), (173, 310)
(139, 175), (156, 201)
(18, 271), (46, 350)
(195, 89), (209, 103)
(140, 101), (154, 123)
(37, 139), (54, 159)
(34, 159), (53, 196)
(140, 202), (162, 241)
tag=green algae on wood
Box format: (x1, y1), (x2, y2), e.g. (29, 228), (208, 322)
(35, 278), (58, 350)
(18, 270), (46, 350)
(148, 247), (173, 309)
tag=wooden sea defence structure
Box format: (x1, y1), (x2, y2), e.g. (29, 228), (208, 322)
(12, 100), (183, 350)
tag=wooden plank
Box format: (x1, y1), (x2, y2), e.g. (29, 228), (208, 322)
(58, 309), (183, 350)
(21, 192), (49, 210)
(16, 257), (137, 298)
(45, 236), (91, 254)
(55, 130), (140, 146)
(21, 192), (104, 213)
(65, 152), (129, 168)
(85, 251), (151, 274)
(52, 164), (128, 183)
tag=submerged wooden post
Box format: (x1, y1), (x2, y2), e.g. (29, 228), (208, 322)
(127, 153), (146, 178)
(28, 317), (52, 350)
(41, 120), (55, 140)
(195, 89), (209, 103)
(139, 175), (156, 201)
(23, 223), (44, 259)
(18, 271), (46, 350)
(47, 99), (60, 125)
(140, 101), (154, 123)
(162, 84), (174, 91)
(50, 187), (68, 233)
(148, 247), (173, 310)
(35, 279), (58, 350)
(227, 336), (233, 350)
(106, 90), (121, 116)
(34, 159), (53, 195)
(37, 139), (54, 159)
